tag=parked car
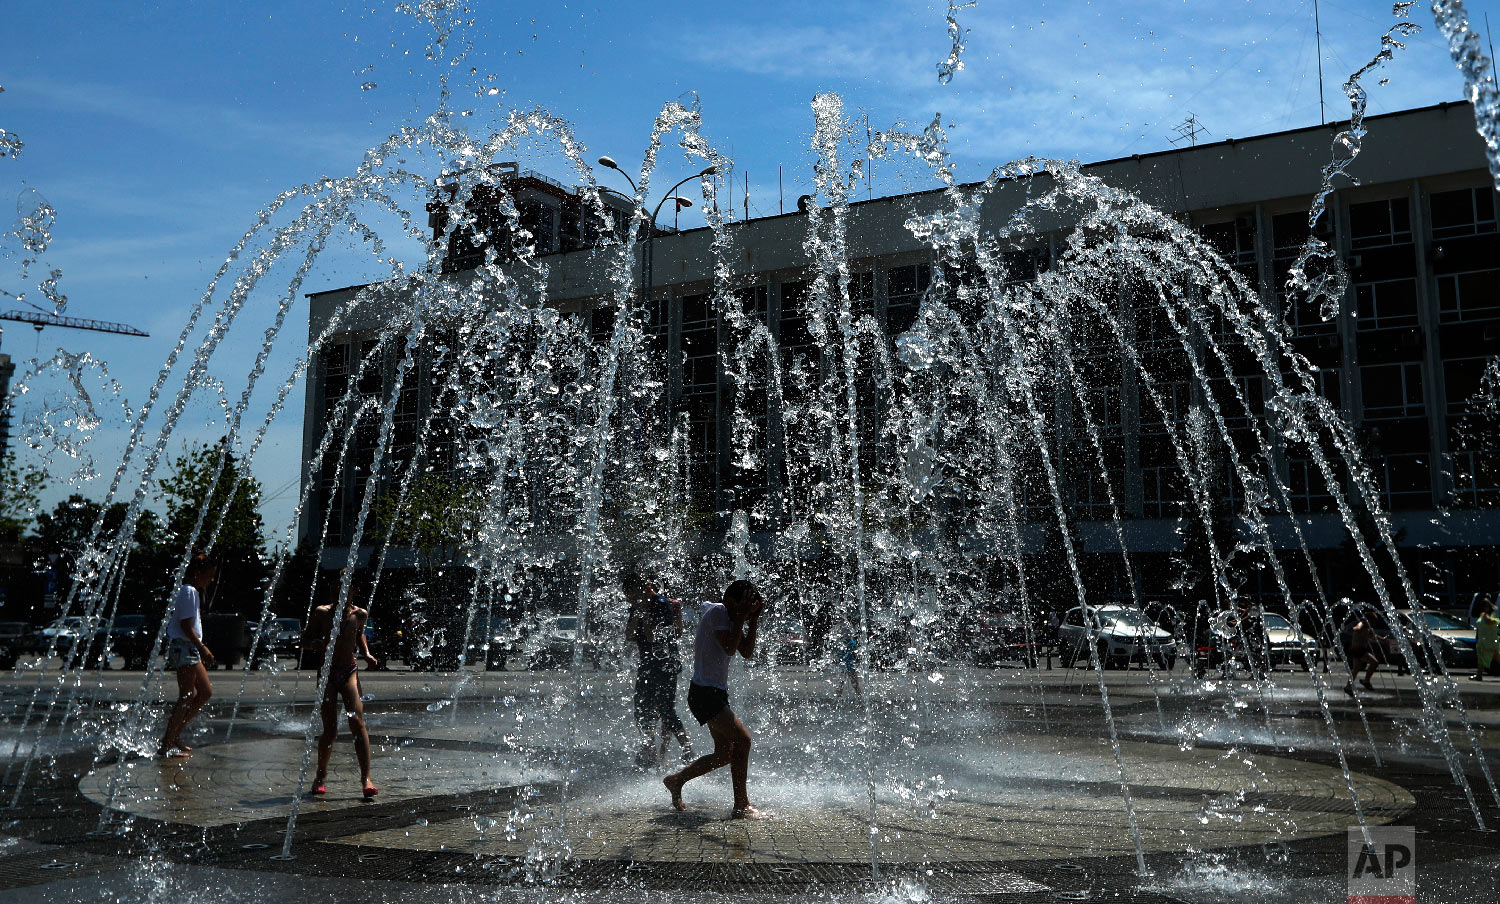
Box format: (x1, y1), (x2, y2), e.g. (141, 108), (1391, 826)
(0, 621), (31, 648)
(33, 616), (89, 656)
(973, 611), (1041, 668)
(1260, 612), (1319, 670)
(249, 616), (301, 668)
(102, 614), (153, 669)
(526, 615), (607, 669)
(761, 616), (809, 666)
(1058, 605), (1176, 670)
(0, 621), (25, 670)
(1396, 609), (1477, 672)
(466, 614), (525, 670)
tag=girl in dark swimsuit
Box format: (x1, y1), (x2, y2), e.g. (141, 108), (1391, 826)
(305, 578), (380, 798)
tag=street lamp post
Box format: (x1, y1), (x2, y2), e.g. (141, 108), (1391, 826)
(596, 157), (716, 313)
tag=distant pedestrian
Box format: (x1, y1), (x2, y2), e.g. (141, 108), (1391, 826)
(1474, 600), (1499, 681)
(157, 552), (217, 759)
(836, 622), (863, 698)
(663, 579), (765, 818)
(1470, 593), (1493, 628)
(1342, 610), (1381, 696)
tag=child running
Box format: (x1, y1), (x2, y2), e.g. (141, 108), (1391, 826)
(663, 580), (765, 818)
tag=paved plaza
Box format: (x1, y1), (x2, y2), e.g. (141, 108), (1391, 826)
(0, 664), (1497, 901)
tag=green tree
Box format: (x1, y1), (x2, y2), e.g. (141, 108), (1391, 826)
(0, 455), (44, 542)
(25, 496), (171, 616)
(370, 472), (482, 573)
(157, 440), (269, 615)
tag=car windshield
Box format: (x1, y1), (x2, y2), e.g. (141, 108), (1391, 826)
(554, 617), (578, 631)
(1102, 609), (1154, 628)
(1262, 614), (1292, 629)
(276, 619), (300, 631)
(114, 616), (145, 628)
(1421, 612), (1469, 631)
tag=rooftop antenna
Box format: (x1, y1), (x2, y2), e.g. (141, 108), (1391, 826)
(1315, 0), (1327, 124)
(1169, 113), (1211, 147)
(744, 170), (749, 221)
(864, 112), (876, 199)
(779, 166), (784, 215)
(1489, 13), (1498, 82)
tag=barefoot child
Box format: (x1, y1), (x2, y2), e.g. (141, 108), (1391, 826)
(303, 576), (380, 798)
(663, 580), (764, 818)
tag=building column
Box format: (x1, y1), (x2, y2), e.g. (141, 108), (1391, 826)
(1410, 179), (1452, 506)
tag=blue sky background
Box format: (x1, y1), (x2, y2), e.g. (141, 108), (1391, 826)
(0, 0), (1496, 540)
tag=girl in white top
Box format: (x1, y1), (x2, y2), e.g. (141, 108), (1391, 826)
(157, 553), (217, 758)
(663, 580), (766, 818)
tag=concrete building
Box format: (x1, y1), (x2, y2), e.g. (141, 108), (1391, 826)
(303, 102), (1500, 609)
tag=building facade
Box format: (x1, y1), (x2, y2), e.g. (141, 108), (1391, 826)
(304, 102), (1500, 609)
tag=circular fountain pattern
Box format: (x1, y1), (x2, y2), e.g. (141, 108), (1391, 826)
(328, 735), (1411, 865)
(73, 694), (1412, 866)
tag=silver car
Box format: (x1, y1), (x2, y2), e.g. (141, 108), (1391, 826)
(1261, 612), (1319, 670)
(1058, 606), (1176, 670)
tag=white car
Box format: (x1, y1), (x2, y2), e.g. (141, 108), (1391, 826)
(527, 615), (608, 669)
(1260, 612), (1318, 670)
(1058, 605), (1176, 670)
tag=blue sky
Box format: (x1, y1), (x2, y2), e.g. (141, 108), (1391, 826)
(0, 0), (1496, 540)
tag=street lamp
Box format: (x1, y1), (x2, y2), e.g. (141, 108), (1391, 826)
(595, 158), (717, 310)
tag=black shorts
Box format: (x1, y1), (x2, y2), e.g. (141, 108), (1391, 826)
(686, 682), (729, 725)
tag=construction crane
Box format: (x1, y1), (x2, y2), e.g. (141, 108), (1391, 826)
(0, 309), (149, 349)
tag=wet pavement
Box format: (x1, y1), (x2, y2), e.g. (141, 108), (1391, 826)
(0, 663), (1496, 901)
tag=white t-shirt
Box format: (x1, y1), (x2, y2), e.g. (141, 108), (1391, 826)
(167, 585), (202, 642)
(691, 602), (733, 690)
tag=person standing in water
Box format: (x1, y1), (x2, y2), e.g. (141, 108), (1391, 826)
(624, 572), (692, 766)
(303, 575), (380, 798)
(663, 579), (765, 818)
(158, 552), (218, 758)
(836, 621), (863, 698)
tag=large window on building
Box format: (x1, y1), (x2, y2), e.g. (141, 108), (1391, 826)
(779, 279), (816, 361)
(1348, 197), (1413, 250)
(1431, 187), (1498, 239)
(517, 198), (557, 254)
(1286, 455), (1335, 513)
(1360, 362), (1424, 419)
(726, 286), (770, 509)
(1271, 210), (1336, 336)
(1201, 218), (1258, 281)
(1140, 381), (1190, 433)
(1140, 464), (1184, 519)
(1354, 278), (1419, 331)
(1445, 356), (1492, 414)
(1073, 468), (1123, 520)
(1374, 453), (1430, 510)
(1438, 269), (1500, 323)
(1311, 366), (1343, 412)
(680, 292), (719, 498)
(1451, 446), (1500, 507)
(1211, 374), (1266, 428)
(885, 262), (931, 337)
